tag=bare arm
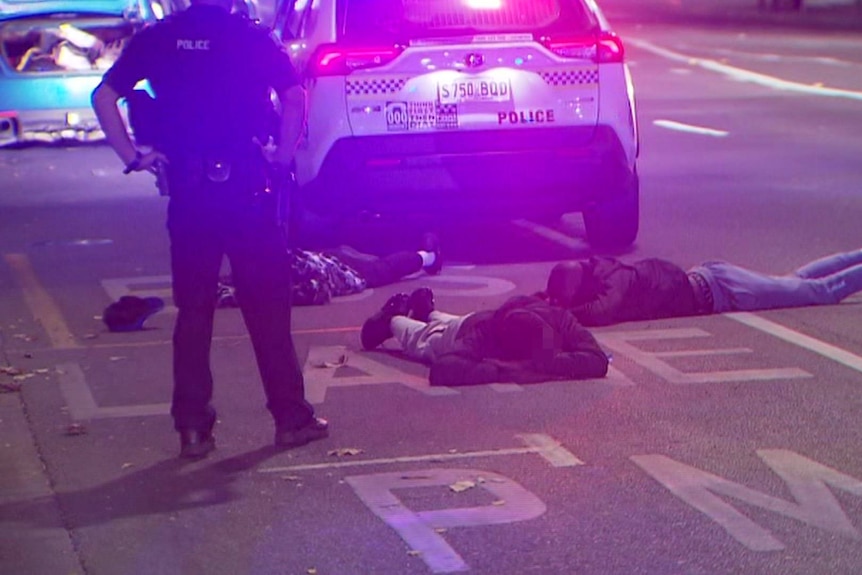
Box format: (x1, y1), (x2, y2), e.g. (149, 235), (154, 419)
(271, 84), (307, 167)
(91, 82), (166, 172)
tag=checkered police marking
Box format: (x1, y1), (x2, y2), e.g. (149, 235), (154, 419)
(346, 77), (408, 96)
(540, 68), (599, 86)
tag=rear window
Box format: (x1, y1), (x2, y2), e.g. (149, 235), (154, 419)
(342, 0), (596, 41)
(0, 16), (134, 73)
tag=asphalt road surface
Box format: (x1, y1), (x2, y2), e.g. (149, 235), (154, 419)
(2, 12), (862, 575)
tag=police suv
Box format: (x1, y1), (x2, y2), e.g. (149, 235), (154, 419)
(273, 0), (639, 248)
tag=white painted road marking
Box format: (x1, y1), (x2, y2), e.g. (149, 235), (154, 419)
(632, 449), (862, 551)
(598, 328), (811, 384)
(304, 345), (632, 403)
(57, 362), (169, 420)
(346, 468), (546, 573)
(653, 119), (729, 137)
(259, 433), (583, 474)
(511, 218), (587, 250)
(628, 38), (862, 101)
(101, 273), (518, 311)
(303, 345), (456, 403)
(410, 274), (518, 298)
(728, 312), (862, 374)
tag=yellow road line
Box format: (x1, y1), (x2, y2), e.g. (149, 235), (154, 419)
(3, 253), (80, 349)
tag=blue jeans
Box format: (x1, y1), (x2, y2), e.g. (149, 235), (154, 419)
(690, 249), (862, 313)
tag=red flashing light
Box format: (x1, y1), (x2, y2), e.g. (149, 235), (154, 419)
(596, 32), (625, 63)
(309, 44), (404, 77)
(543, 31), (624, 64)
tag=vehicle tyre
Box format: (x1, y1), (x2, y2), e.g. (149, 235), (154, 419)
(583, 168), (639, 251)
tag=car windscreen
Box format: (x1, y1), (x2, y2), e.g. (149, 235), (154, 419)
(342, 0), (597, 42)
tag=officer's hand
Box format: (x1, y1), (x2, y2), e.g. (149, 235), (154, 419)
(125, 149), (168, 174)
(139, 150), (168, 174)
(254, 136), (294, 168)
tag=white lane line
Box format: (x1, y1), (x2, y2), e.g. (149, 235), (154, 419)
(511, 219), (586, 250)
(728, 312), (862, 373)
(259, 433), (583, 474)
(57, 362), (170, 420)
(517, 433), (585, 467)
(653, 119), (729, 137)
(57, 362), (99, 420)
(628, 38), (862, 101)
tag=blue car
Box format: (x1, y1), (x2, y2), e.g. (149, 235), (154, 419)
(0, 0), (181, 146)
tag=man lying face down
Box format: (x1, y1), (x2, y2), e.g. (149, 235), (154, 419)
(545, 249), (862, 326)
(361, 290), (610, 386)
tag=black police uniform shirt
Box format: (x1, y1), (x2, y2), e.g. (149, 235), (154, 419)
(102, 4), (300, 158)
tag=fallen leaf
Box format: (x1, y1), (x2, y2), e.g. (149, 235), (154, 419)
(313, 354), (348, 369)
(407, 550), (422, 557)
(121, 462), (134, 470)
(492, 500), (506, 506)
(449, 480), (476, 493)
(1, 381), (22, 393)
(65, 423), (87, 436)
(307, 569), (317, 575)
(109, 356), (126, 361)
(327, 447), (364, 457)
(434, 527), (447, 534)
(281, 475), (302, 481)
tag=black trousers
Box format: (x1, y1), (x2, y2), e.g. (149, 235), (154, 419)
(167, 174), (314, 433)
(325, 247), (423, 288)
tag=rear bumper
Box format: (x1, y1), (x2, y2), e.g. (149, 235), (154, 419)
(0, 108), (105, 147)
(303, 125), (633, 217)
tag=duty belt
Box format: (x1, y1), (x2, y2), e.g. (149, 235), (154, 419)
(687, 271), (714, 315)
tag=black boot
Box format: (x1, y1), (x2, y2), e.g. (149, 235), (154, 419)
(361, 293), (410, 350)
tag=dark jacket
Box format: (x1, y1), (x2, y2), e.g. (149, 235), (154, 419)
(570, 257), (697, 326)
(429, 295), (609, 386)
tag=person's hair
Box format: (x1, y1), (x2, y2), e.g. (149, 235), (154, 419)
(546, 261), (585, 307)
(496, 309), (548, 361)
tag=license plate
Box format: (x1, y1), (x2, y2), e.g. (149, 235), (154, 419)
(437, 78), (511, 104)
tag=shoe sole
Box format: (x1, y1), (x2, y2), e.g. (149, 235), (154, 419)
(361, 314), (391, 350)
(275, 428), (329, 449)
(180, 439), (215, 459)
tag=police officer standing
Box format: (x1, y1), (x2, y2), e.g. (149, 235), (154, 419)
(92, 0), (327, 459)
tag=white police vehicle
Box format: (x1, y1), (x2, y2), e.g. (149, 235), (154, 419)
(273, 0), (639, 248)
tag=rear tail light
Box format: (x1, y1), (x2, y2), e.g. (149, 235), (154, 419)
(0, 111), (17, 134)
(308, 44), (404, 77)
(542, 31), (625, 63)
